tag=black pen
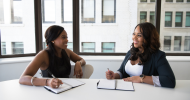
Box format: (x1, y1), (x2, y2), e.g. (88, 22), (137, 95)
(47, 69), (56, 79)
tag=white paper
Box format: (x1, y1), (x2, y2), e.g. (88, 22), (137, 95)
(62, 79), (85, 87)
(97, 79), (115, 89)
(116, 80), (134, 91)
(44, 84), (72, 94)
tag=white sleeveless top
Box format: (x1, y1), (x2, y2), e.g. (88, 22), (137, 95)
(125, 60), (143, 77)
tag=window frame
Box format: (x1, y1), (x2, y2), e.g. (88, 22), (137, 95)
(101, 42), (115, 53)
(11, 0), (23, 24)
(102, 0), (116, 23)
(42, 0), (56, 23)
(165, 12), (172, 27)
(0, 0), (190, 58)
(61, 0), (73, 23)
(186, 12), (190, 27)
(81, 42), (96, 53)
(175, 12), (183, 27)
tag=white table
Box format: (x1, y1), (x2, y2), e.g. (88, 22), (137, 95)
(0, 79), (190, 100)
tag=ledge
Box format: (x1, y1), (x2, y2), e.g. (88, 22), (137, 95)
(0, 56), (190, 65)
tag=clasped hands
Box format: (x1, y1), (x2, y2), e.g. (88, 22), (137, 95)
(106, 70), (142, 83)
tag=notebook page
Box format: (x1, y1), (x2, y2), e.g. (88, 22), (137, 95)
(116, 80), (134, 91)
(44, 84), (72, 94)
(97, 79), (115, 89)
(62, 79), (85, 87)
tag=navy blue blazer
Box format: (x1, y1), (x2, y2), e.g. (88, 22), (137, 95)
(118, 50), (176, 88)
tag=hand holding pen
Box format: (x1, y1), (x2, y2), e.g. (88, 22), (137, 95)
(106, 68), (115, 79)
(47, 69), (63, 88)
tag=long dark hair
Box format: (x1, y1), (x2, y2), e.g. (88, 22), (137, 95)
(44, 25), (64, 71)
(130, 22), (160, 65)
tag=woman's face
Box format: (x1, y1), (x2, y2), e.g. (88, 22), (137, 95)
(132, 26), (144, 50)
(53, 30), (68, 50)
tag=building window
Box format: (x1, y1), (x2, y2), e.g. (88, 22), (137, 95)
(175, 12), (183, 27)
(81, 0), (95, 23)
(1, 42), (6, 55)
(166, 0), (173, 2)
(12, 42), (24, 54)
(150, 0), (155, 2)
(164, 36), (171, 51)
(186, 12), (190, 27)
(43, 42), (47, 50)
(140, 11), (147, 23)
(67, 42), (73, 51)
(150, 11), (155, 25)
(102, 42), (115, 53)
(187, 0), (190, 2)
(174, 36), (181, 51)
(140, 0), (147, 2)
(82, 42), (95, 52)
(42, 0), (55, 23)
(62, 0), (72, 23)
(176, 0), (183, 2)
(165, 12), (172, 27)
(102, 0), (116, 23)
(184, 36), (190, 51)
(11, 0), (23, 23)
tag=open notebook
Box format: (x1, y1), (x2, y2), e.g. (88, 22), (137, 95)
(97, 79), (134, 91)
(44, 79), (85, 94)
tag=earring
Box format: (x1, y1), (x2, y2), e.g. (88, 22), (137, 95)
(52, 42), (54, 43)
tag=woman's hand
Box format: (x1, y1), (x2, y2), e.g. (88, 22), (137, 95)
(47, 78), (63, 88)
(74, 61), (83, 78)
(123, 76), (141, 83)
(106, 70), (115, 79)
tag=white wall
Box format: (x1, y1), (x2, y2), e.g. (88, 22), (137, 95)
(0, 56), (190, 82)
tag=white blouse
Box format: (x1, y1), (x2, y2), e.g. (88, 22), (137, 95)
(116, 60), (161, 87)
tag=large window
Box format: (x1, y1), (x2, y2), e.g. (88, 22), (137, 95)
(82, 42), (95, 52)
(174, 36), (181, 51)
(102, 42), (115, 53)
(186, 12), (190, 27)
(150, 11), (155, 25)
(164, 36), (171, 51)
(12, 42), (24, 54)
(1, 42), (6, 55)
(62, 0), (72, 23)
(42, 0), (55, 23)
(81, 0), (95, 23)
(184, 36), (190, 51)
(175, 12), (183, 27)
(165, 12), (172, 27)
(11, 0), (23, 23)
(140, 11), (147, 23)
(102, 0), (116, 23)
(67, 42), (73, 51)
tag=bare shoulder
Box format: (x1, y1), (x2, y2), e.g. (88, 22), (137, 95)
(34, 50), (49, 62)
(64, 49), (72, 58)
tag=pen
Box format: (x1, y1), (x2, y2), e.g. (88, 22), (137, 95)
(47, 69), (56, 79)
(107, 68), (109, 71)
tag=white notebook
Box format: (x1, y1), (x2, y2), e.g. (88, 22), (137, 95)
(44, 79), (85, 94)
(97, 79), (134, 91)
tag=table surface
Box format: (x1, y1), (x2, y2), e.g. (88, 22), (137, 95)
(0, 79), (190, 100)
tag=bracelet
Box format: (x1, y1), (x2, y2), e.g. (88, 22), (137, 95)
(31, 77), (36, 86)
(45, 79), (48, 86)
(78, 61), (82, 65)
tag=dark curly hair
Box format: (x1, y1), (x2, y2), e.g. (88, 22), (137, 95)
(130, 22), (160, 65)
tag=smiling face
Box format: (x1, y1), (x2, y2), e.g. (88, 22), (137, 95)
(53, 30), (68, 50)
(132, 26), (144, 51)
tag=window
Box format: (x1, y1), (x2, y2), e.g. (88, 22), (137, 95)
(81, 0), (95, 23)
(164, 36), (171, 51)
(102, 0), (116, 23)
(0, 0), (4, 24)
(187, 0), (190, 2)
(1, 42), (6, 55)
(140, 11), (147, 23)
(176, 0), (183, 2)
(82, 42), (95, 53)
(102, 42), (115, 53)
(186, 12), (190, 27)
(165, 12), (172, 27)
(184, 36), (190, 51)
(175, 12), (183, 27)
(42, 0), (55, 23)
(62, 0), (72, 23)
(67, 42), (73, 51)
(140, 0), (147, 2)
(150, 11), (155, 25)
(12, 42), (24, 54)
(43, 42), (46, 50)
(174, 36), (181, 51)
(150, 0), (155, 2)
(166, 0), (173, 2)
(11, 0), (23, 23)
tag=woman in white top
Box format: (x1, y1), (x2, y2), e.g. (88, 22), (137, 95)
(106, 22), (176, 88)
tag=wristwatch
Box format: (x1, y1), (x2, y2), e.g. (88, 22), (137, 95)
(140, 74), (145, 83)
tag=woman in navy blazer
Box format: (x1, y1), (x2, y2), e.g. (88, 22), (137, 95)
(106, 22), (176, 88)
